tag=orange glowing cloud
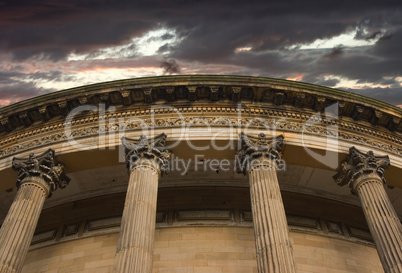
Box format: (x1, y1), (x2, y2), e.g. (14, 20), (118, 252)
(0, 100), (11, 107)
(235, 47), (252, 52)
(286, 75), (304, 81)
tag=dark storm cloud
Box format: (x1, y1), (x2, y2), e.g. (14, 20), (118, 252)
(314, 78), (341, 87)
(161, 33), (175, 40)
(0, 0), (401, 104)
(160, 58), (181, 74)
(0, 70), (59, 103)
(2, 70), (64, 82)
(344, 86), (402, 105)
(0, 82), (53, 102)
(372, 28), (402, 60)
(0, 1), (153, 61)
(314, 33), (402, 85)
(0, 0), (399, 61)
(323, 45), (344, 60)
(161, 0), (401, 98)
(69, 56), (162, 71)
(166, 1), (401, 60)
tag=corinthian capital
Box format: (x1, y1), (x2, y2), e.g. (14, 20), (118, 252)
(12, 149), (70, 195)
(121, 133), (170, 174)
(333, 147), (390, 194)
(236, 132), (284, 174)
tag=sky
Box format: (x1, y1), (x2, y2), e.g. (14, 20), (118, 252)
(0, 0), (401, 107)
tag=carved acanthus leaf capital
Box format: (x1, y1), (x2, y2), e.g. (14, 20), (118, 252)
(236, 132), (284, 174)
(333, 147), (390, 194)
(12, 149), (70, 196)
(121, 133), (170, 175)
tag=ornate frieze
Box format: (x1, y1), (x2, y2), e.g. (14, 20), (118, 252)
(333, 147), (390, 194)
(12, 149), (70, 195)
(0, 107), (401, 160)
(121, 133), (170, 174)
(236, 132), (284, 174)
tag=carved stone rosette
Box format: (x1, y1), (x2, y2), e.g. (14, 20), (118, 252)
(334, 147), (402, 273)
(237, 133), (297, 273)
(113, 134), (170, 273)
(0, 149), (69, 273)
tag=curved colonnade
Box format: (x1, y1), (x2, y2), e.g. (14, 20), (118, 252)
(0, 75), (400, 273)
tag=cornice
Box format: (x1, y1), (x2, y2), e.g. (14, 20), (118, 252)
(0, 75), (401, 135)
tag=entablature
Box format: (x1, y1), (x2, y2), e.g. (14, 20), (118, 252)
(0, 104), (401, 163)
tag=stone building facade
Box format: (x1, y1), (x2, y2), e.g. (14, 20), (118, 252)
(0, 75), (401, 273)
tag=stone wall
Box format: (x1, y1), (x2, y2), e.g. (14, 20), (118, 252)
(21, 227), (383, 273)
(292, 232), (384, 273)
(22, 233), (116, 273)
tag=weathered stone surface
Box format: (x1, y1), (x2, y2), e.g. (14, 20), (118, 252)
(236, 132), (284, 175)
(12, 149), (70, 196)
(121, 134), (170, 175)
(238, 133), (297, 273)
(333, 146), (390, 194)
(0, 150), (69, 273)
(113, 134), (170, 273)
(334, 147), (402, 273)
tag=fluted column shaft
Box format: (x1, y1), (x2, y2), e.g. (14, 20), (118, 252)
(249, 159), (297, 273)
(0, 177), (49, 273)
(334, 147), (402, 273)
(113, 134), (169, 273)
(237, 133), (297, 273)
(0, 149), (69, 273)
(113, 159), (160, 273)
(353, 174), (402, 273)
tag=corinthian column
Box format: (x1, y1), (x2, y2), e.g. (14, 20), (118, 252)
(0, 149), (69, 273)
(334, 147), (402, 273)
(113, 134), (170, 273)
(237, 133), (297, 273)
